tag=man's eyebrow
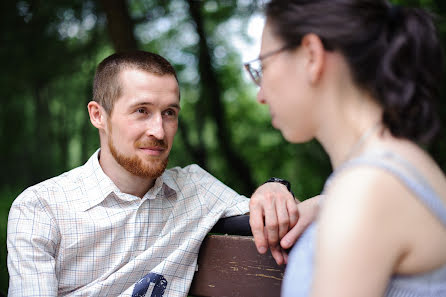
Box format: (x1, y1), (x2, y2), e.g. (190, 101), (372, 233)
(130, 101), (181, 110)
(168, 103), (181, 110)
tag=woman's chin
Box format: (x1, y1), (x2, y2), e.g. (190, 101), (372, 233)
(280, 129), (295, 142)
(282, 130), (311, 144)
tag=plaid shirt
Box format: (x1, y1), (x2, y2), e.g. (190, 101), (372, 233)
(7, 150), (249, 297)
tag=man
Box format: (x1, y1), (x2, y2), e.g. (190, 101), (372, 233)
(7, 51), (312, 297)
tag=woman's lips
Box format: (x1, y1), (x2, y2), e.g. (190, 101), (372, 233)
(270, 112), (278, 128)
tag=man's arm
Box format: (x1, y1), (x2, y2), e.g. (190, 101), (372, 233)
(7, 190), (59, 297)
(249, 181), (321, 265)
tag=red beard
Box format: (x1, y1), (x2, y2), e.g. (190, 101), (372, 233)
(108, 135), (168, 178)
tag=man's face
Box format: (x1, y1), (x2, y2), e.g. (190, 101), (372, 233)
(105, 69), (180, 178)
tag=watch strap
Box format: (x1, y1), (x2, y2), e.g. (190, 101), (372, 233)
(263, 177), (295, 197)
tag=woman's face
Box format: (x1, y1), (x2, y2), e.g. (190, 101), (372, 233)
(257, 21), (318, 143)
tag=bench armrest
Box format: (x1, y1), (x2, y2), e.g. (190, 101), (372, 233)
(210, 214), (252, 236)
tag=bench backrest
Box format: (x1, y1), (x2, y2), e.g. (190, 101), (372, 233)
(189, 216), (286, 297)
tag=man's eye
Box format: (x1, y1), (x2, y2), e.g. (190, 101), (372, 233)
(137, 108), (147, 114)
(163, 109), (177, 117)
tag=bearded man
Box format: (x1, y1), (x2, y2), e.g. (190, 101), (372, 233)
(7, 51), (311, 297)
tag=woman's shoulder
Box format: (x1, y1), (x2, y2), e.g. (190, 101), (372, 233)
(320, 164), (418, 249)
(321, 160), (446, 275)
(324, 140), (446, 217)
(324, 163), (411, 214)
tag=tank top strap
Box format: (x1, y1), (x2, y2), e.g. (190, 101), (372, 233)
(325, 150), (446, 228)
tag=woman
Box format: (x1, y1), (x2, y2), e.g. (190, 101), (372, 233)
(244, 0), (446, 296)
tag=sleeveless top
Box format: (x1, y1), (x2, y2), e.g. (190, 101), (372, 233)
(281, 150), (446, 297)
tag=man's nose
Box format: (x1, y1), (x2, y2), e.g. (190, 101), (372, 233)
(146, 113), (165, 140)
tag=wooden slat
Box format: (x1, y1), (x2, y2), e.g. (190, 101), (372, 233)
(189, 234), (285, 297)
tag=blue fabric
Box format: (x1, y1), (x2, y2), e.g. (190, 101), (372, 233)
(281, 150), (446, 297)
(132, 272), (167, 297)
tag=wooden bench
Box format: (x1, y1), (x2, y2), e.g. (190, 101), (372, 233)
(189, 215), (285, 297)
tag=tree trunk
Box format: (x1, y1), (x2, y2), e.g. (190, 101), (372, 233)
(186, 0), (256, 194)
(97, 0), (138, 52)
(33, 84), (52, 183)
(178, 118), (207, 168)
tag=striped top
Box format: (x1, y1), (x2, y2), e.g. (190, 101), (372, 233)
(281, 150), (446, 297)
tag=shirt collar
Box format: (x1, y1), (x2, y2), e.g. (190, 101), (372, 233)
(76, 149), (179, 211)
(141, 164), (180, 200)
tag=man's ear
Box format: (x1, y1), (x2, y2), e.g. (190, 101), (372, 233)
(301, 33), (326, 84)
(87, 101), (107, 130)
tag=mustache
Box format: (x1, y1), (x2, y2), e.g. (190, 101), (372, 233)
(135, 138), (167, 149)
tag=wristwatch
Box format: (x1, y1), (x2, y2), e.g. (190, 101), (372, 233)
(263, 177), (295, 197)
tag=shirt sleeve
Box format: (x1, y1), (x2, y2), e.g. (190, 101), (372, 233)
(7, 189), (60, 297)
(221, 192), (250, 218)
(185, 164), (250, 218)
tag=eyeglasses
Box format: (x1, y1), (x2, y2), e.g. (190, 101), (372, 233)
(244, 45), (290, 86)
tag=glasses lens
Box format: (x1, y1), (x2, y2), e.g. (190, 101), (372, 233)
(245, 59), (262, 86)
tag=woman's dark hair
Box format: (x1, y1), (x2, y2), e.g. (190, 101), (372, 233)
(266, 0), (443, 144)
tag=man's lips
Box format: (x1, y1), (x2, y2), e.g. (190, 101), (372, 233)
(139, 146), (166, 156)
(136, 138), (167, 156)
(141, 146), (165, 150)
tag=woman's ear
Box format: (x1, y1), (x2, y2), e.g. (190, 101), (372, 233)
(87, 101), (107, 130)
(301, 33), (326, 84)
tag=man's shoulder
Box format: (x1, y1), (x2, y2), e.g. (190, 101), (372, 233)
(12, 165), (86, 207)
(164, 164), (216, 182)
(162, 164), (219, 190)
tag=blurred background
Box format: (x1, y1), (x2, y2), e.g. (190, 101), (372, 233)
(1, 0), (445, 294)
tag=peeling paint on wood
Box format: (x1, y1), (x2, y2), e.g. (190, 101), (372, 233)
(189, 234), (286, 297)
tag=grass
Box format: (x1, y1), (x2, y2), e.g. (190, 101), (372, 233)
(0, 187), (22, 296)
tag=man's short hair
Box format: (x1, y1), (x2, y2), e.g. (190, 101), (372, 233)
(93, 50), (178, 114)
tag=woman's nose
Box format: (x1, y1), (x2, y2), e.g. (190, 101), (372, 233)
(257, 86), (267, 104)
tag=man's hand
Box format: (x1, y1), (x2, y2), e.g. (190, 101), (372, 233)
(249, 182), (298, 265)
(250, 184), (321, 265)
